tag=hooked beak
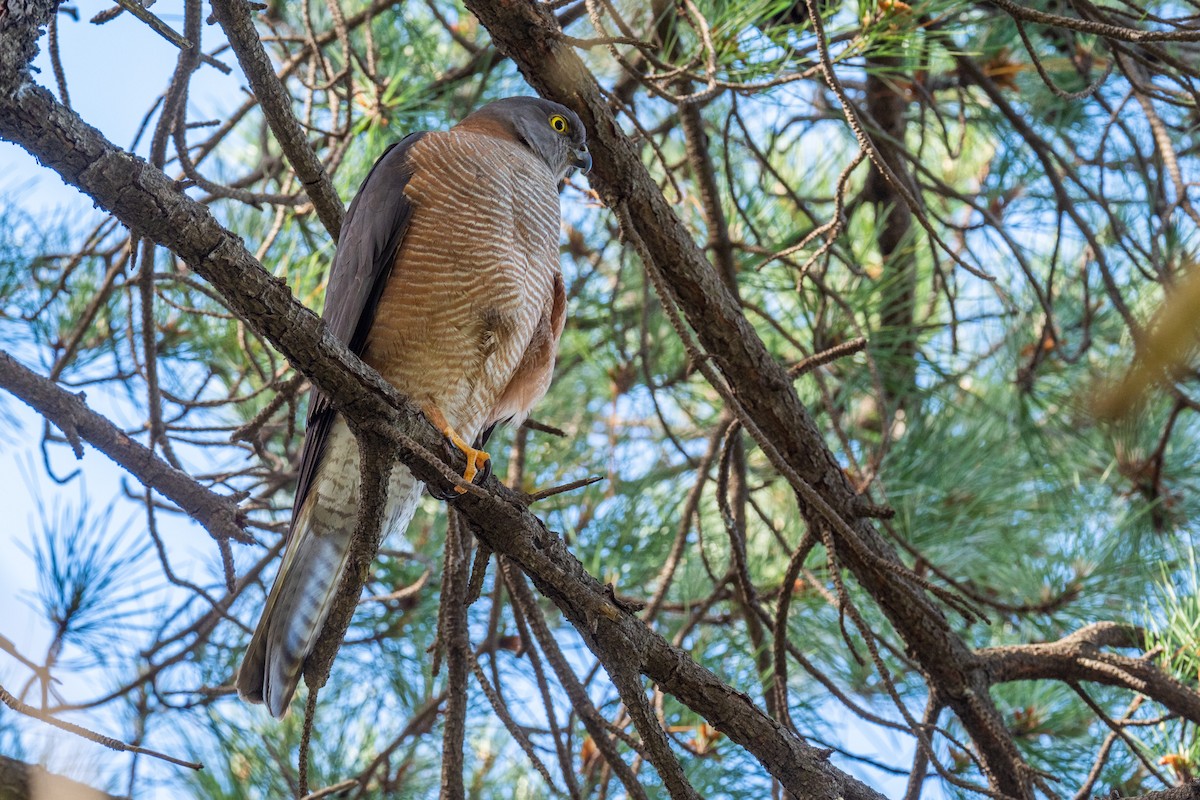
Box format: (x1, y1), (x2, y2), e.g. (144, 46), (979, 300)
(572, 145), (592, 174)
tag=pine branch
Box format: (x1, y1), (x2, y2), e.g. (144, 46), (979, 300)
(981, 622), (1200, 724)
(458, 0), (1033, 794)
(209, 0), (346, 240)
(0, 684), (201, 771)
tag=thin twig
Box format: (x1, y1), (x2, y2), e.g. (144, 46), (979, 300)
(0, 682), (202, 770)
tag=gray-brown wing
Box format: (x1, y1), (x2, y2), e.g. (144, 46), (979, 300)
(291, 132), (427, 520)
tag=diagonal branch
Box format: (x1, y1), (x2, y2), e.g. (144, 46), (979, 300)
(981, 622), (1200, 724)
(0, 683), (202, 770)
(503, 561), (650, 800)
(983, 0), (1200, 43)
(210, 0), (346, 240)
(0, 349), (248, 544)
(604, 657), (702, 800)
(458, 0), (1032, 794)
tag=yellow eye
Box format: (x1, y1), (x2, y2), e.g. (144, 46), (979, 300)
(549, 114), (570, 134)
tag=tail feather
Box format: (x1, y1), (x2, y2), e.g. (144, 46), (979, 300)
(237, 428), (423, 718)
(236, 499), (354, 718)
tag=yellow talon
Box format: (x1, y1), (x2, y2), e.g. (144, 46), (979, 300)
(423, 404), (491, 493)
(442, 426), (490, 492)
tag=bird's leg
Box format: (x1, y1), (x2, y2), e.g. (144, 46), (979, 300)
(421, 403), (491, 495)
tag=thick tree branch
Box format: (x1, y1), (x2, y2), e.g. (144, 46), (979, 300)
(981, 622), (1200, 724)
(1122, 782), (1200, 800)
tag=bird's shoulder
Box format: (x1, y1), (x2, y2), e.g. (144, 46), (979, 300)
(406, 127), (552, 186)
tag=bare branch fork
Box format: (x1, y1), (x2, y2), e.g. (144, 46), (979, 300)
(0, 349), (248, 545)
(0, 4), (880, 798)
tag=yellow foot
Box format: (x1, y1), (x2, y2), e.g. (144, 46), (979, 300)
(422, 404), (491, 494)
(442, 427), (491, 491)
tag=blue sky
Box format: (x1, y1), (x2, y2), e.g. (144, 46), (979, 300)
(1, 1), (238, 213)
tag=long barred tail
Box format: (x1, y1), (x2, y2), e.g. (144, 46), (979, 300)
(237, 424), (423, 718)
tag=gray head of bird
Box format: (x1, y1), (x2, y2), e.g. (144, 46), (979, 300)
(457, 96), (592, 182)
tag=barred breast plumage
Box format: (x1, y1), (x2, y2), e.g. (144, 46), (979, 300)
(365, 129), (563, 439)
(237, 97), (584, 719)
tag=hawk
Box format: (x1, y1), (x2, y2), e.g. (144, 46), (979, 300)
(237, 97), (591, 718)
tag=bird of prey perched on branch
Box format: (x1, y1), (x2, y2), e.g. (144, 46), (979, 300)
(237, 96), (591, 718)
